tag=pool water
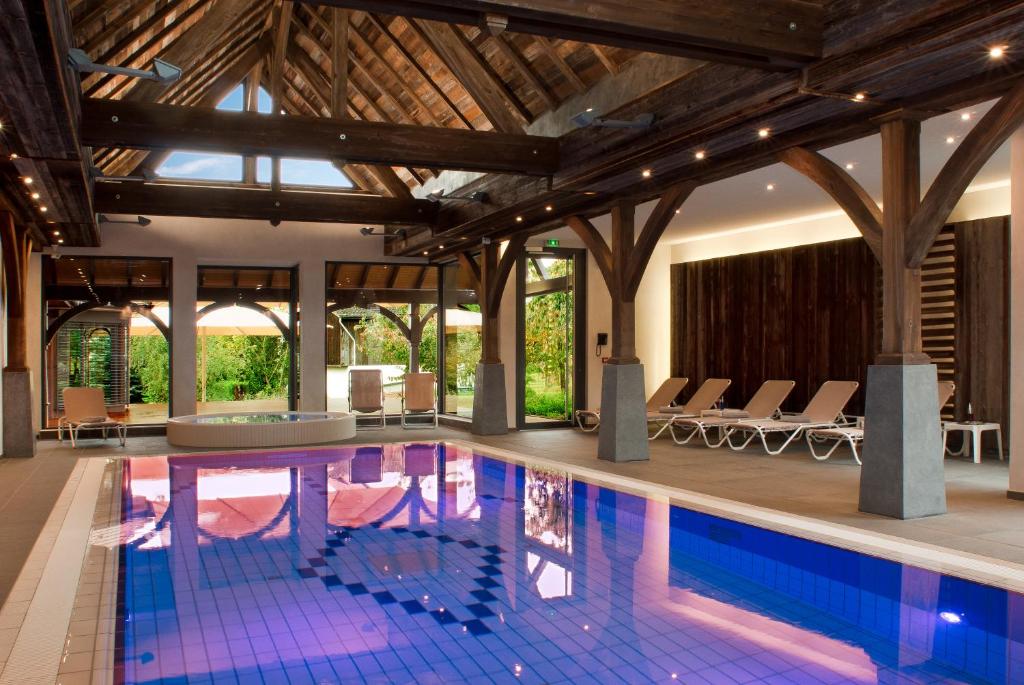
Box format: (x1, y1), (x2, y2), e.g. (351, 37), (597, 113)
(116, 443), (1023, 684)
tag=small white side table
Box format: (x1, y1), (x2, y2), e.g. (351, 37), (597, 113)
(943, 422), (1003, 464)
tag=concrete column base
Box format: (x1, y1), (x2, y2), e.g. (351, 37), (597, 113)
(598, 363), (649, 463)
(471, 362), (508, 435)
(2, 370), (36, 457)
(859, 364), (945, 519)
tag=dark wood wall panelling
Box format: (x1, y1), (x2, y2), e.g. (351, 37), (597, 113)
(954, 217), (1010, 446)
(670, 218), (1010, 440)
(670, 238), (878, 415)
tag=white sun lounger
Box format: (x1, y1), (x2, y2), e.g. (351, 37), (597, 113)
(669, 380), (796, 447)
(59, 386), (127, 448)
(805, 380), (955, 464)
(647, 378), (731, 440)
(574, 377), (688, 432)
(724, 380), (859, 455)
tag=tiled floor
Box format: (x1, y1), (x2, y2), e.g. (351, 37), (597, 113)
(1, 423), (1021, 617)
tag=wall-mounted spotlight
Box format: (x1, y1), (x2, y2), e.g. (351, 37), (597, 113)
(359, 227), (407, 239)
(68, 48), (182, 85)
(98, 213), (151, 226)
(571, 108), (655, 130)
(91, 166), (157, 183)
(425, 189), (489, 203)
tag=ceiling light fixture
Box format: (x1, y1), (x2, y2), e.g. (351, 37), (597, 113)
(641, 169), (652, 178)
(766, 183), (775, 191)
(40, 206), (47, 212)
(425, 188), (488, 203)
(946, 136), (956, 144)
(990, 45), (1006, 59)
(515, 216), (524, 223)
(853, 92), (867, 101)
(571, 108), (655, 129)
(694, 150), (706, 160)
(960, 112), (972, 121)
(544, 205), (553, 212)
(8, 154), (16, 160)
(758, 128), (770, 138)
(97, 213), (151, 226)
(23, 177), (32, 185)
(359, 226), (406, 240)
(31, 192), (39, 200)
(845, 163), (855, 170)
(68, 48), (182, 85)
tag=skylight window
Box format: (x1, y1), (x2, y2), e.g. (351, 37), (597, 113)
(156, 83), (349, 187)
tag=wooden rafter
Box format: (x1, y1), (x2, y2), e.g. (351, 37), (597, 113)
(414, 19), (526, 133)
(533, 36), (585, 93)
(491, 33), (557, 110)
(299, 0), (823, 70)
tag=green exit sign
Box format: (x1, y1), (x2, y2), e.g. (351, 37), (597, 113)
(544, 239), (560, 247)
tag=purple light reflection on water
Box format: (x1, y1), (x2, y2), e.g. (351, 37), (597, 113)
(114, 443), (1024, 684)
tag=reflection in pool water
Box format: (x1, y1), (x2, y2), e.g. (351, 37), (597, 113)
(115, 443), (1022, 684)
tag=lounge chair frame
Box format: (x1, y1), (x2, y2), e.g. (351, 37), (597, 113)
(723, 381), (860, 455)
(58, 387), (127, 448)
(349, 369), (386, 430)
(574, 377), (689, 433)
(401, 372), (438, 430)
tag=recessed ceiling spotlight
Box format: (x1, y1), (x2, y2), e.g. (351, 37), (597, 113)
(57, 239), (64, 244)
(765, 183), (775, 191)
(544, 205), (553, 212)
(758, 128), (770, 138)
(52, 230), (60, 236)
(641, 169), (652, 178)
(853, 92), (867, 102)
(31, 192), (39, 200)
(845, 162), (855, 170)
(515, 216), (523, 222)
(946, 135), (956, 144)
(990, 45), (1006, 59)
(438, 244), (444, 249)
(694, 150), (706, 160)
(23, 177), (32, 185)
(960, 112), (972, 121)
(9, 153), (16, 160)
(422, 251), (428, 256)
(40, 206), (47, 212)
(674, 209), (680, 214)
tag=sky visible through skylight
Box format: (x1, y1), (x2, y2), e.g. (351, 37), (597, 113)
(157, 85), (353, 188)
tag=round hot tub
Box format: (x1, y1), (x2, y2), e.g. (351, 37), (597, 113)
(167, 411), (356, 448)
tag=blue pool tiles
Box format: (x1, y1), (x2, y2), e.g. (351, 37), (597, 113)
(113, 443), (1024, 684)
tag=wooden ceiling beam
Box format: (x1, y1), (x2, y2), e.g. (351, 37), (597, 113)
(91, 76), (565, 173)
(300, 0), (822, 70)
(331, 7), (349, 118)
(414, 19), (527, 133)
(93, 181), (437, 225)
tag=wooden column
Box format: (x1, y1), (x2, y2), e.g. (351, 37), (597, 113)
(878, 115), (928, 364)
(609, 201), (638, 364)
(1, 213), (31, 371)
(479, 242), (502, 363)
(566, 182), (695, 461)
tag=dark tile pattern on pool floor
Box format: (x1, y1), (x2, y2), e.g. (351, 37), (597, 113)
(114, 443), (1024, 684)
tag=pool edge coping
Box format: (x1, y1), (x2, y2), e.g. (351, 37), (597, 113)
(449, 439), (1024, 594)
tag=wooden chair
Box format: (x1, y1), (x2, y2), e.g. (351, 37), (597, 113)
(349, 368), (385, 430)
(401, 372), (438, 429)
(59, 386), (126, 447)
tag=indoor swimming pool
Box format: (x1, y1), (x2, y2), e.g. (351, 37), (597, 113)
(114, 443), (1023, 684)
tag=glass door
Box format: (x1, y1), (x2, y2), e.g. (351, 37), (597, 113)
(516, 247), (586, 429)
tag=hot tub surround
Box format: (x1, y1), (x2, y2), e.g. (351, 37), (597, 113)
(166, 411), (355, 448)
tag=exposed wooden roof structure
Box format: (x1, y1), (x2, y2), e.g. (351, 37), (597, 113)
(0, 0), (1022, 256)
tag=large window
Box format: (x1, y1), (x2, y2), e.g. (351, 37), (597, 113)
(42, 256), (171, 427)
(325, 262), (440, 414)
(195, 266), (297, 414)
(441, 258), (482, 418)
(157, 83), (351, 189)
